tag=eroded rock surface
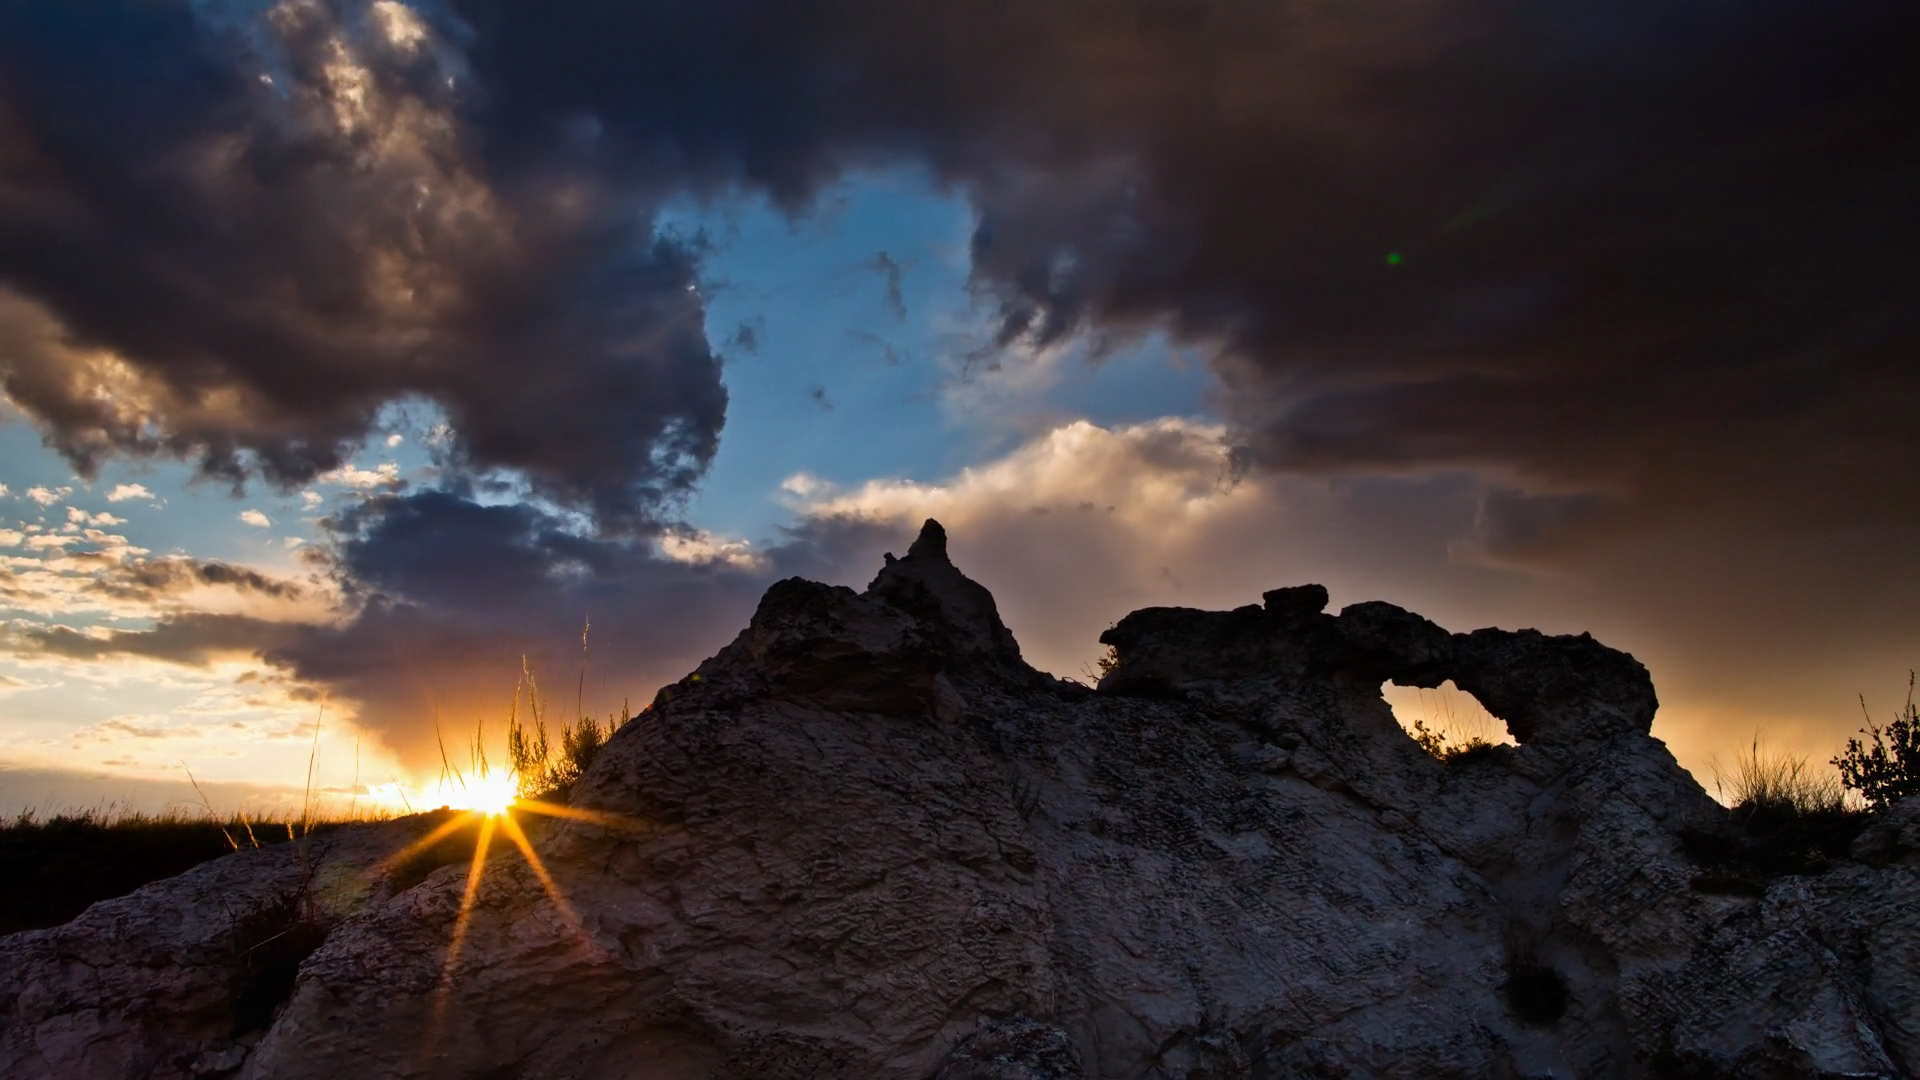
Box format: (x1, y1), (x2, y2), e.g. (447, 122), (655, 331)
(6, 520), (1915, 1079)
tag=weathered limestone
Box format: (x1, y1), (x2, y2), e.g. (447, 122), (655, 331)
(4, 520), (1914, 1079)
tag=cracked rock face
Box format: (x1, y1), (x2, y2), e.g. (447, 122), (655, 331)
(5, 520), (1916, 1079)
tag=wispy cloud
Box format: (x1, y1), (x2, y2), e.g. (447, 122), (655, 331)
(0, 674), (47, 695)
(80, 716), (194, 741)
(66, 507), (125, 527)
(25, 486), (71, 507)
(317, 463), (403, 491)
(238, 509), (272, 528)
(0, 513), (315, 626)
(104, 484), (157, 503)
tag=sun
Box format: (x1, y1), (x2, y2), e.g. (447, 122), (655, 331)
(456, 769), (518, 817)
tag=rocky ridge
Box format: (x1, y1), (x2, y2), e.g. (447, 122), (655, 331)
(3, 520), (1916, 1078)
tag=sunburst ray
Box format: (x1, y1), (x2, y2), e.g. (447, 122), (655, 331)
(439, 813), (496, 984)
(497, 812), (598, 956)
(418, 812), (496, 1070)
(512, 797), (649, 833)
(372, 813), (470, 877)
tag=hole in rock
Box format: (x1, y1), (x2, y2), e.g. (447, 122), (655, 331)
(1381, 681), (1516, 762)
(1503, 961), (1570, 1025)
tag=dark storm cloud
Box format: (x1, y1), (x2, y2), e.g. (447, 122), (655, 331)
(0, 0), (724, 526)
(445, 0), (1919, 542)
(86, 556), (306, 604)
(9, 0), (1913, 538)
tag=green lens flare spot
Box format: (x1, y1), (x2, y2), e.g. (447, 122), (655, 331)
(1385, 252), (1403, 266)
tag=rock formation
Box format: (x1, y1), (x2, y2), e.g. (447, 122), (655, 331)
(3, 520), (1915, 1078)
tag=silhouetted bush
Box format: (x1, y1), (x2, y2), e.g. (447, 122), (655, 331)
(1682, 802), (1866, 894)
(1834, 672), (1920, 810)
(1408, 716), (1500, 764)
(1712, 736), (1846, 817)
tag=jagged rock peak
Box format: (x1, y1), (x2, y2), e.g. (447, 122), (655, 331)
(661, 519), (1045, 716)
(867, 517), (1027, 672)
(906, 517), (948, 560)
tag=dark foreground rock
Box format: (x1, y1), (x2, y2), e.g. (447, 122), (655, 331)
(4, 521), (1915, 1078)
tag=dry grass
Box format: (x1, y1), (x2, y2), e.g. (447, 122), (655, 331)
(1684, 734), (1866, 893)
(500, 654), (621, 804)
(3, 703), (388, 940)
(1709, 735), (1847, 816)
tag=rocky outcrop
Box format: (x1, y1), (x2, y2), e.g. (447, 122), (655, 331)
(0, 816), (466, 1079)
(4, 520), (1915, 1079)
(1099, 586), (1658, 747)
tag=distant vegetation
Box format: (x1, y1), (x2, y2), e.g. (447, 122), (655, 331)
(5, 647), (633, 938)
(1392, 682), (1508, 764)
(0, 808), (333, 935)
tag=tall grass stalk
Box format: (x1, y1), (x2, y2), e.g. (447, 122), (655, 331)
(299, 701), (324, 837)
(503, 655), (620, 803)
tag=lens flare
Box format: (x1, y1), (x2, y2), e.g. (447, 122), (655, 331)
(454, 770), (517, 816)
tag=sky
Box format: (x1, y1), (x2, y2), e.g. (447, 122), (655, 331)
(1, 0), (1916, 815)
